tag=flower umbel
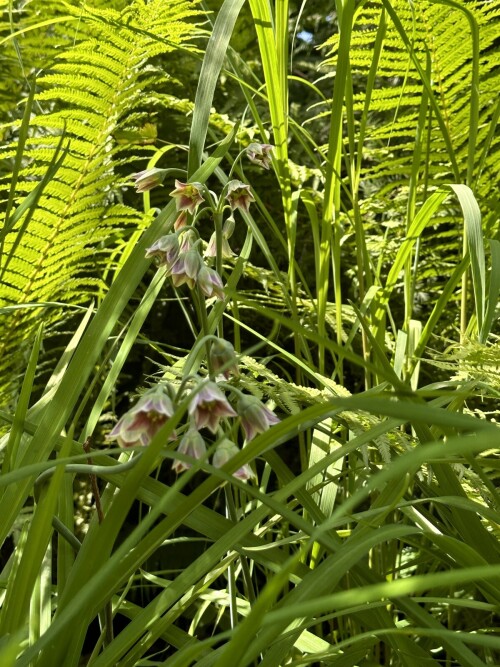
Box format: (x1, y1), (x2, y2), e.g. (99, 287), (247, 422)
(189, 381), (237, 433)
(213, 439), (256, 482)
(246, 143), (273, 170)
(172, 428), (207, 474)
(170, 180), (205, 214)
(237, 395), (280, 441)
(132, 168), (168, 193)
(225, 180), (255, 213)
(107, 387), (176, 448)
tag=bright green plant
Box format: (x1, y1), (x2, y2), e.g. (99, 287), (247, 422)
(0, 0), (204, 404)
(1, 0), (500, 665)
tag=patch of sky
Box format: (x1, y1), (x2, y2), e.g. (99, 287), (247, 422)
(297, 30), (314, 44)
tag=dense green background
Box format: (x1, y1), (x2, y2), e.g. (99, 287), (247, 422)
(1, 0), (500, 665)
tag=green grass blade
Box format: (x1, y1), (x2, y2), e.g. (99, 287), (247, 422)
(187, 0), (246, 176)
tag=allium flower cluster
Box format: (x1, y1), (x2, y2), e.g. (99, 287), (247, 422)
(107, 372), (280, 483)
(123, 160), (280, 483)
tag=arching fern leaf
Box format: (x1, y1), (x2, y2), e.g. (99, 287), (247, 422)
(317, 0), (500, 327)
(0, 0), (204, 406)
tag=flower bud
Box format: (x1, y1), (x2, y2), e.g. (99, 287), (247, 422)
(132, 167), (168, 192)
(209, 338), (238, 378)
(145, 234), (180, 270)
(222, 217), (235, 239)
(197, 265), (225, 299)
(172, 428), (207, 474)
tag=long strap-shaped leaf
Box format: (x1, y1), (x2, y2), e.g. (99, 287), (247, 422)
(187, 0), (246, 176)
(247, 0), (294, 286)
(372, 185), (485, 340)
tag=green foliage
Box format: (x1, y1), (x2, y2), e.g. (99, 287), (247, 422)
(0, 0), (204, 404)
(318, 0), (500, 342)
(1, 0), (500, 665)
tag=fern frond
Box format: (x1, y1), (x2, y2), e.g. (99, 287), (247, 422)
(0, 0), (205, 405)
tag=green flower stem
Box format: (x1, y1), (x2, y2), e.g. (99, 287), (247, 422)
(218, 383), (246, 401)
(182, 334), (221, 377)
(226, 148), (248, 181)
(33, 455), (143, 553)
(193, 286), (214, 378)
(214, 211), (224, 339)
(224, 486), (239, 629)
(225, 484), (256, 604)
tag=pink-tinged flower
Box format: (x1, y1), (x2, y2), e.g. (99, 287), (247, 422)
(145, 234), (180, 271)
(197, 265), (224, 299)
(189, 381), (237, 434)
(237, 395), (280, 441)
(169, 180), (205, 214)
(204, 232), (233, 259)
(106, 388), (176, 448)
(247, 143), (273, 170)
(174, 211), (188, 231)
(178, 230), (195, 253)
(209, 338), (238, 379)
(172, 428), (207, 474)
(225, 180), (255, 213)
(132, 168), (168, 193)
(213, 439), (256, 482)
(170, 248), (203, 289)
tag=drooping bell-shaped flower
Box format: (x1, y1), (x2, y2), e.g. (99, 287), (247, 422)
(170, 248), (203, 289)
(209, 338), (238, 379)
(197, 265), (225, 299)
(172, 427), (207, 474)
(246, 143), (273, 170)
(213, 439), (256, 482)
(106, 386), (176, 448)
(132, 167), (169, 193)
(204, 232), (234, 259)
(237, 395), (280, 441)
(145, 234), (180, 271)
(225, 180), (255, 213)
(169, 180), (205, 214)
(189, 381), (237, 434)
